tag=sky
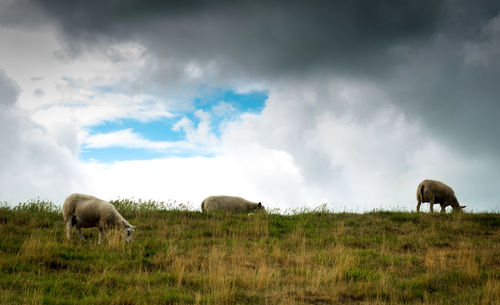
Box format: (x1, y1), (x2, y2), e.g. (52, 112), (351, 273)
(1, 0), (500, 212)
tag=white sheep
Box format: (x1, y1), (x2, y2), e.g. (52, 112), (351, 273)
(416, 179), (466, 213)
(62, 193), (135, 244)
(201, 195), (265, 213)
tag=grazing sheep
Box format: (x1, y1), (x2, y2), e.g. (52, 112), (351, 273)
(416, 179), (466, 213)
(201, 195), (265, 213)
(63, 193), (135, 244)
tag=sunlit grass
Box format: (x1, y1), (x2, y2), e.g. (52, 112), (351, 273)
(0, 199), (499, 304)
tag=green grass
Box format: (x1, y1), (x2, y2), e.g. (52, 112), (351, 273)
(0, 199), (499, 304)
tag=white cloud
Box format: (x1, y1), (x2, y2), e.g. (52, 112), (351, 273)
(75, 75), (498, 212)
(0, 26), (176, 158)
(173, 110), (219, 147)
(211, 101), (238, 117)
(32, 91), (173, 126)
(0, 71), (86, 204)
(213, 78), (499, 211)
(82, 128), (196, 153)
(84, 129), (164, 149)
(80, 144), (305, 211)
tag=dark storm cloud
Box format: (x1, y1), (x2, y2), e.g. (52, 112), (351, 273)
(29, 0), (444, 77)
(0, 0), (49, 29)
(17, 1), (497, 79)
(384, 7), (500, 155)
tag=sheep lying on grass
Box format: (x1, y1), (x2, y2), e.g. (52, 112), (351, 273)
(63, 193), (136, 245)
(416, 179), (466, 213)
(201, 195), (265, 213)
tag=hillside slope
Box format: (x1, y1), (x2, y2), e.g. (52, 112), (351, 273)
(0, 200), (499, 304)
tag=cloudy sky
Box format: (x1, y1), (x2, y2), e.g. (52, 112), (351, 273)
(1, 0), (499, 211)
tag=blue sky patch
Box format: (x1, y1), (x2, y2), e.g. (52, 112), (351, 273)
(79, 146), (165, 162)
(89, 118), (185, 142)
(80, 88), (268, 162)
(194, 89), (267, 113)
(79, 146), (214, 162)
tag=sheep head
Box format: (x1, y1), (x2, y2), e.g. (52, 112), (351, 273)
(124, 225), (136, 243)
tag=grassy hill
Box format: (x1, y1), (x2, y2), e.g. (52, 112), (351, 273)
(0, 199), (499, 305)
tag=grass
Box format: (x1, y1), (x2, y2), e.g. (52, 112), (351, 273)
(0, 199), (499, 304)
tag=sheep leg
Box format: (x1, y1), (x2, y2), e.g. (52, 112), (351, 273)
(65, 221), (72, 240)
(440, 205), (446, 213)
(430, 198), (435, 213)
(416, 200), (421, 212)
(76, 227), (85, 241)
(98, 227), (108, 245)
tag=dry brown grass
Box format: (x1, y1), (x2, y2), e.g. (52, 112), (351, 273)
(1, 202), (499, 305)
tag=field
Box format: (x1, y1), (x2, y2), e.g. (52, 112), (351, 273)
(0, 199), (499, 305)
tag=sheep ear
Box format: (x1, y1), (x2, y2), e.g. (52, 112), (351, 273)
(258, 202), (262, 207)
(460, 205), (466, 209)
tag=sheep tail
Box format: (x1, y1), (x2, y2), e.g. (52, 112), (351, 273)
(417, 183), (425, 202)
